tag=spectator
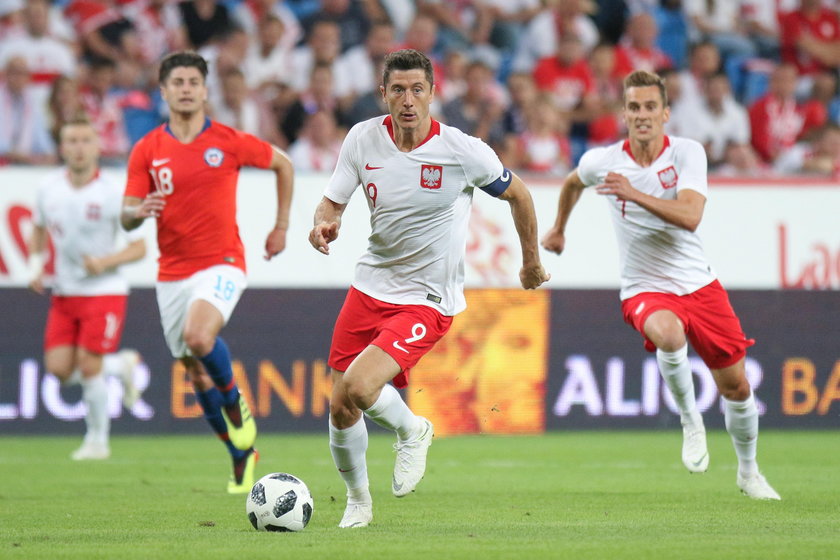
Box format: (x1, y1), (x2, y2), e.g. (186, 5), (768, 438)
(0, 0), (78, 103)
(774, 123), (840, 178)
(212, 67), (262, 137)
(340, 59), (388, 128)
(588, 42), (623, 146)
(334, 20), (396, 108)
(441, 58), (506, 143)
(242, 14), (293, 94)
(511, 93), (571, 175)
(289, 19), (342, 94)
(122, 0), (188, 67)
(779, 0), (840, 80)
(178, 0), (232, 50)
(682, 72), (751, 167)
(678, 41), (720, 110)
(280, 61), (342, 145)
(415, 0), (493, 54)
(513, 0), (600, 72)
(0, 55), (57, 164)
(46, 75), (85, 144)
(299, 0), (383, 53)
(615, 12), (673, 75)
(741, 0), (781, 59)
(480, 0), (541, 54)
(684, 0), (757, 60)
(79, 58), (130, 162)
(532, 33), (599, 128)
(201, 26), (250, 113)
(287, 109), (342, 172)
(63, 0), (139, 64)
(232, 0), (302, 51)
(748, 63), (813, 163)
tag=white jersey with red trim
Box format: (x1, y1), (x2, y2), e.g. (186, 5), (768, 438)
(577, 135), (716, 299)
(34, 169), (140, 296)
(324, 115), (507, 315)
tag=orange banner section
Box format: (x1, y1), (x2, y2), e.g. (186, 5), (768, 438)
(408, 290), (550, 436)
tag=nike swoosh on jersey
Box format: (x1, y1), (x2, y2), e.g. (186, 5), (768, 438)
(365, 163), (384, 170)
(152, 158), (171, 166)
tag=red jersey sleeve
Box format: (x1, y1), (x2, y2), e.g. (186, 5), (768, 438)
(125, 137), (153, 199)
(231, 129), (273, 169)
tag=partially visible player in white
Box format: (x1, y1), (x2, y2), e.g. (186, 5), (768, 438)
(28, 117), (146, 461)
(542, 70), (780, 500)
(309, 49), (550, 529)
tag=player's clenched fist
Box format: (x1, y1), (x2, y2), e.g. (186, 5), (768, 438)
(309, 222), (339, 254)
(520, 263), (550, 289)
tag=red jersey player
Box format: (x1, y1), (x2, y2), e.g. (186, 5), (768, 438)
(121, 51), (294, 494)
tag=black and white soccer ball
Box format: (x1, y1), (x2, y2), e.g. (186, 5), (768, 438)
(246, 473), (314, 532)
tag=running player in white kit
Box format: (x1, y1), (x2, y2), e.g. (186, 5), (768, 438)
(27, 117), (147, 460)
(309, 49), (551, 528)
(542, 70), (780, 500)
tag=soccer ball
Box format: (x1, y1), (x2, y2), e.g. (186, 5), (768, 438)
(246, 473), (314, 532)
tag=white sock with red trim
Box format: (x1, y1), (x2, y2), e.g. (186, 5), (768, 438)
(364, 383), (420, 441)
(329, 416), (370, 497)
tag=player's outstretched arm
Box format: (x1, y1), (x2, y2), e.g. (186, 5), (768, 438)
(498, 173), (550, 289)
(541, 170), (586, 255)
(83, 239), (147, 276)
(309, 196), (347, 255)
(265, 146), (295, 260)
(121, 193), (166, 231)
(26, 224), (48, 295)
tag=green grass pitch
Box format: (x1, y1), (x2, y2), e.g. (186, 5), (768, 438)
(1, 431), (838, 559)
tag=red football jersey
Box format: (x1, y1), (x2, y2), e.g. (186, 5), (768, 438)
(125, 119), (273, 280)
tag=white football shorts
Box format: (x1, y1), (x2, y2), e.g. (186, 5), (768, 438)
(155, 265), (247, 358)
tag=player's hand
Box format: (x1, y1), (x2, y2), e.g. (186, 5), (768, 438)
(264, 227), (287, 260)
(595, 172), (635, 200)
(83, 255), (106, 276)
(28, 275), (45, 295)
(541, 227), (566, 255)
(134, 192), (166, 219)
(309, 222), (339, 255)
(520, 262), (550, 290)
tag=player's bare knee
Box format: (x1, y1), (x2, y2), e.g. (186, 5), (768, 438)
(329, 402), (361, 429)
(183, 329), (215, 356)
(47, 362), (74, 381)
(342, 373), (377, 410)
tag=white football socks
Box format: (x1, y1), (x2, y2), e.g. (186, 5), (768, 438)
(724, 391), (759, 477)
(657, 345), (698, 418)
(102, 353), (126, 378)
(80, 374), (109, 445)
(363, 383), (421, 441)
(329, 416), (370, 499)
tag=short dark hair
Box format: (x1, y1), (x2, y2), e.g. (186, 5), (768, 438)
(159, 51), (208, 84)
(382, 49), (434, 87)
(623, 70), (668, 107)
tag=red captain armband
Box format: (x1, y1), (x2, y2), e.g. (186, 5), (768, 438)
(480, 168), (513, 197)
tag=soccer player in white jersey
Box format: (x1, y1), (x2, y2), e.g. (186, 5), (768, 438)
(27, 118), (147, 460)
(542, 70), (780, 500)
(309, 49), (551, 528)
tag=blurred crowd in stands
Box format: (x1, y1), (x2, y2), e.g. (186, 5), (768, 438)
(0, 0), (838, 178)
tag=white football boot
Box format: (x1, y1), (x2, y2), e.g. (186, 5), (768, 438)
(392, 417), (433, 497)
(737, 472), (781, 500)
(339, 502), (373, 528)
(71, 441), (110, 461)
